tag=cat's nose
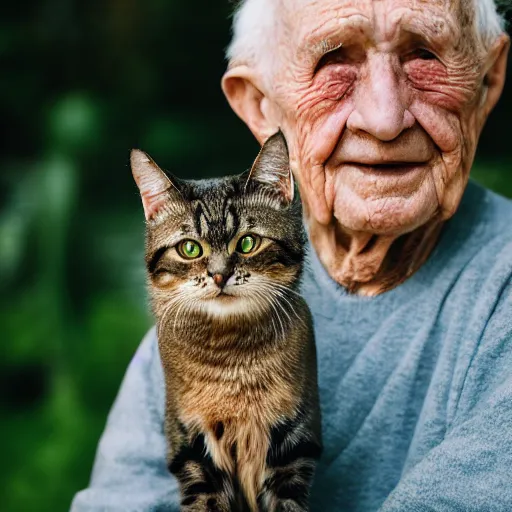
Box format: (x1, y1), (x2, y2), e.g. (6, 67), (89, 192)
(213, 273), (225, 287)
(208, 271), (231, 288)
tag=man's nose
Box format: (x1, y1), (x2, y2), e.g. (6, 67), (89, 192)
(346, 53), (414, 142)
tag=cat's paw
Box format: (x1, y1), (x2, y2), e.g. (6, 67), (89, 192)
(181, 495), (228, 512)
(275, 500), (308, 512)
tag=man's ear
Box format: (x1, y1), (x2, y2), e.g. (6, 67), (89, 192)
(222, 65), (279, 144)
(481, 34), (510, 118)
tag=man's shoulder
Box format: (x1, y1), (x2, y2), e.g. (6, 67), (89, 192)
(443, 181), (512, 318)
(461, 180), (512, 241)
(447, 181), (512, 268)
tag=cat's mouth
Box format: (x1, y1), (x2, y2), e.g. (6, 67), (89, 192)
(214, 291), (236, 301)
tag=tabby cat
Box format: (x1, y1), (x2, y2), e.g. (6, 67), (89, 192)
(131, 132), (322, 512)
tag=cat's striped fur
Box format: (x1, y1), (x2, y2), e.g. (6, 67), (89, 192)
(131, 132), (322, 511)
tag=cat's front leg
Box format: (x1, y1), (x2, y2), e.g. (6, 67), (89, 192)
(260, 458), (317, 512)
(275, 500), (308, 512)
(260, 416), (322, 512)
(168, 432), (235, 512)
(180, 491), (228, 512)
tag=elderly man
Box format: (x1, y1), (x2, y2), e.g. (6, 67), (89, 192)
(72, 0), (512, 510)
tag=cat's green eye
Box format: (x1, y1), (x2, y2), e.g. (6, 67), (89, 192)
(177, 240), (203, 260)
(237, 235), (259, 254)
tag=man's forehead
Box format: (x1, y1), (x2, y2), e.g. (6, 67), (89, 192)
(286, 0), (461, 14)
(282, 0), (467, 33)
(280, 0), (468, 54)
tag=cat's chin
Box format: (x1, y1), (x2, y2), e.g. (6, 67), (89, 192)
(197, 295), (266, 319)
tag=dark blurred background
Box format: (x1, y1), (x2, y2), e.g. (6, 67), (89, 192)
(0, 2), (511, 511)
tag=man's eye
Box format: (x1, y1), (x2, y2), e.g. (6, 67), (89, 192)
(405, 48), (438, 61)
(315, 49), (346, 72)
(314, 45), (366, 76)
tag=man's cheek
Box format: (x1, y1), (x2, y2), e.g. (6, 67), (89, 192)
(432, 108), (480, 220)
(300, 66), (357, 106)
(405, 59), (481, 113)
(279, 81), (352, 225)
(289, 70), (354, 156)
(410, 99), (462, 155)
(295, 98), (353, 164)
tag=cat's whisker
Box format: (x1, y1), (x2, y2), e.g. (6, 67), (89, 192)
(263, 292), (287, 341)
(160, 295), (183, 330)
(251, 293), (279, 338)
(250, 286), (279, 337)
(259, 279), (303, 302)
(267, 301), (283, 341)
(268, 307), (279, 340)
(268, 282), (303, 299)
(273, 291), (307, 327)
(255, 283), (300, 322)
(256, 281), (307, 327)
(267, 290), (294, 328)
(172, 298), (192, 338)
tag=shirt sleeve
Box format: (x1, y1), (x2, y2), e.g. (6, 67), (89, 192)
(380, 277), (512, 512)
(70, 327), (180, 512)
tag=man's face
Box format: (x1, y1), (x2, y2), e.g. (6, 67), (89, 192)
(254, 0), (505, 235)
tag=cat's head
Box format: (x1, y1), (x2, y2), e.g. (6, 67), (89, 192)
(131, 132), (306, 321)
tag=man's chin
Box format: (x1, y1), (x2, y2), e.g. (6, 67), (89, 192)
(332, 191), (439, 236)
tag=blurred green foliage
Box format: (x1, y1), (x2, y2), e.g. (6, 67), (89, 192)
(0, 2), (511, 511)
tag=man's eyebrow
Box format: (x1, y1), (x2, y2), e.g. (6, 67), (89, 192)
(295, 14), (370, 61)
(393, 10), (459, 50)
(295, 9), (460, 64)
(309, 40), (344, 59)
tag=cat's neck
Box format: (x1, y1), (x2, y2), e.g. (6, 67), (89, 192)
(157, 306), (295, 351)
(308, 218), (444, 296)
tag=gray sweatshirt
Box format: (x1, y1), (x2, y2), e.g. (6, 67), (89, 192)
(71, 180), (512, 511)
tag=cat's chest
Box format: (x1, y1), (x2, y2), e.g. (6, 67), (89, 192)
(176, 363), (298, 426)
(174, 366), (299, 507)
(162, 331), (302, 425)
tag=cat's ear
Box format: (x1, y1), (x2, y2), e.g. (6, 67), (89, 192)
(247, 130), (294, 203)
(130, 149), (179, 221)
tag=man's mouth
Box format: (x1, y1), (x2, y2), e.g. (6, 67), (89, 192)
(342, 161), (426, 175)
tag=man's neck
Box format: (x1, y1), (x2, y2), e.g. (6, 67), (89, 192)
(308, 218), (444, 296)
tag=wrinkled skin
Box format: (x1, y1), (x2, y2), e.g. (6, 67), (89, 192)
(223, 0), (509, 295)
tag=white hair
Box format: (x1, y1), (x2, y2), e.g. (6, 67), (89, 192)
(226, 0), (279, 76)
(476, 0), (508, 46)
(227, 0), (507, 77)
